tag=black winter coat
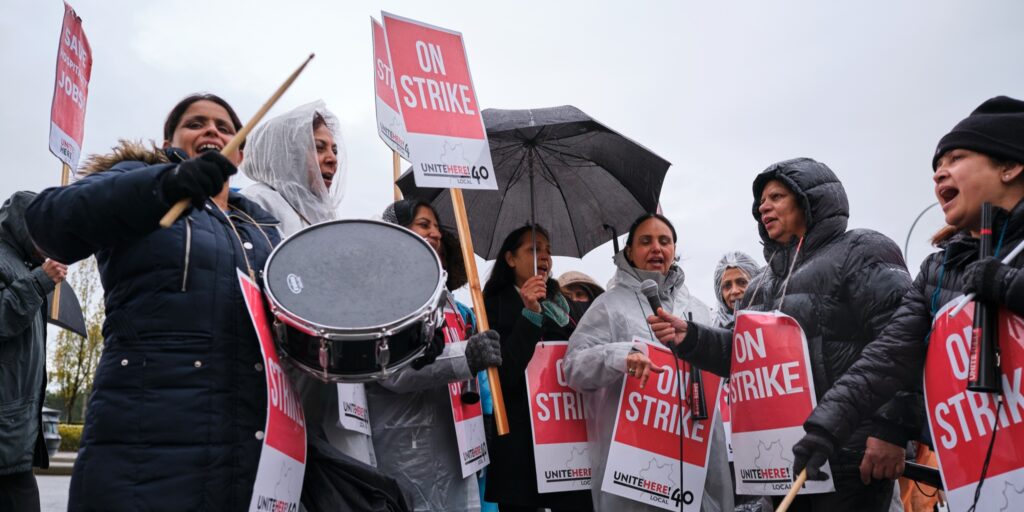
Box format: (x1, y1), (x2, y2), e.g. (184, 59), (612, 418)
(26, 144), (281, 512)
(677, 158), (917, 468)
(0, 192), (53, 476)
(807, 198), (1024, 446)
(483, 283), (592, 510)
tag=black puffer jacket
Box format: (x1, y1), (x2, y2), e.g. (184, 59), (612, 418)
(677, 158), (916, 467)
(807, 198), (1024, 445)
(26, 142), (281, 511)
(0, 192), (53, 476)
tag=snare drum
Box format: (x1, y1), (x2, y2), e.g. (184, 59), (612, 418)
(263, 219), (447, 382)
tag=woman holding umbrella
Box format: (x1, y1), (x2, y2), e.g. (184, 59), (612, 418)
(563, 213), (732, 511)
(482, 225), (593, 512)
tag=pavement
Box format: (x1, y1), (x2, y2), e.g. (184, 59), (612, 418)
(37, 474), (70, 512)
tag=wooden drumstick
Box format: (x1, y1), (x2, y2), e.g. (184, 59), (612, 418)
(775, 469), (807, 512)
(159, 53), (315, 228)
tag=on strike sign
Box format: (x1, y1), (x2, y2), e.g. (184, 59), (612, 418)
(371, 18), (410, 159)
(381, 12), (496, 190)
(49, 2), (92, 169)
(601, 339), (722, 511)
(525, 342), (592, 493)
(441, 301), (489, 478)
(238, 271), (305, 512)
(925, 300), (1024, 512)
(730, 311), (833, 495)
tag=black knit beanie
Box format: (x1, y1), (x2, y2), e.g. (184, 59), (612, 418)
(933, 96), (1024, 170)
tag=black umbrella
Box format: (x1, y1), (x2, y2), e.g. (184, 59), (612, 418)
(46, 281), (87, 338)
(397, 105), (671, 261)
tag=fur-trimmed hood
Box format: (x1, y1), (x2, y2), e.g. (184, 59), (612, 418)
(79, 140), (169, 177)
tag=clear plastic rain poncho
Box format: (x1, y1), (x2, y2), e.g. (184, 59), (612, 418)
(240, 100), (345, 233)
(711, 251), (762, 328)
(564, 250), (732, 512)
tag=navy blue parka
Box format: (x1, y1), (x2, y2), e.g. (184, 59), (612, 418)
(26, 143), (281, 511)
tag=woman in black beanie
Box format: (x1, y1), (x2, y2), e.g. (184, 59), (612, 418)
(790, 96), (1024, 491)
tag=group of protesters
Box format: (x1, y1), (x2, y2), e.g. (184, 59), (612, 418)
(1, 91), (1022, 512)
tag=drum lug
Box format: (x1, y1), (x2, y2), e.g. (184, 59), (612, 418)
(318, 338), (330, 381)
(376, 336), (391, 378)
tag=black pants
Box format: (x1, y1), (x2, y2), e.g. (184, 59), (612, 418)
(771, 472), (893, 512)
(0, 471), (41, 512)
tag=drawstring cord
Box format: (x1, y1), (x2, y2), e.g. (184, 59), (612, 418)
(777, 237), (805, 311)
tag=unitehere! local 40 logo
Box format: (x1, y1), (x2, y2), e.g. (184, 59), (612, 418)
(601, 339), (722, 511)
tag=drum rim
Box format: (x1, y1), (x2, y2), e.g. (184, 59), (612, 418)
(263, 218), (447, 335)
(278, 339), (428, 383)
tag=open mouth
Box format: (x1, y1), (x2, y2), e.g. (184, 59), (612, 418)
(937, 185), (959, 207)
(322, 173), (334, 188)
(536, 262), (550, 275)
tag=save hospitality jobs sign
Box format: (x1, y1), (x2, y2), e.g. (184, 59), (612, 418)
(49, 2), (92, 170)
(441, 301), (490, 477)
(238, 271), (306, 512)
(925, 301), (1024, 512)
(730, 311), (834, 495)
(601, 339), (723, 511)
(381, 12), (497, 190)
(371, 18), (410, 159)
(525, 342), (592, 493)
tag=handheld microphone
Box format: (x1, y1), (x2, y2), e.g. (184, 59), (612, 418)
(686, 312), (709, 420)
(640, 279), (662, 315)
(968, 202), (1001, 393)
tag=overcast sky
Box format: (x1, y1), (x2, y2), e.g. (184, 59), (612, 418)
(3, 0), (1024, 309)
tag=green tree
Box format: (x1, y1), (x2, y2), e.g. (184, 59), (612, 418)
(50, 257), (104, 423)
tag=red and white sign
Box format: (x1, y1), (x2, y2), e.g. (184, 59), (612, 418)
(730, 311), (833, 495)
(371, 18), (410, 160)
(381, 12), (496, 190)
(601, 338), (723, 511)
(525, 341), (592, 493)
(925, 300), (1024, 512)
(441, 300), (489, 477)
(239, 271), (306, 512)
(49, 2), (92, 170)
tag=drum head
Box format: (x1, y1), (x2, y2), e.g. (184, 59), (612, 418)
(265, 220), (442, 330)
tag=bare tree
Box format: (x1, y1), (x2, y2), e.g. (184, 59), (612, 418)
(50, 257), (104, 423)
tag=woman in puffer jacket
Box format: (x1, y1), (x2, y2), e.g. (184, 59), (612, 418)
(650, 157), (916, 511)
(564, 213), (732, 512)
(26, 93), (281, 511)
(791, 96), (1024, 499)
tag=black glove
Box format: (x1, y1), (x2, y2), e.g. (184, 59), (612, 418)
(963, 257), (1018, 306)
(410, 330), (446, 370)
(792, 428), (835, 481)
(160, 151), (237, 207)
(465, 330), (501, 373)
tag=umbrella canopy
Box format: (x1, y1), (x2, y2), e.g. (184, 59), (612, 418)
(46, 281), (87, 338)
(397, 105), (670, 260)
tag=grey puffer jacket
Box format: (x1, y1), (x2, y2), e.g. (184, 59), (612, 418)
(0, 191), (54, 475)
(565, 251), (732, 512)
(677, 158), (917, 469)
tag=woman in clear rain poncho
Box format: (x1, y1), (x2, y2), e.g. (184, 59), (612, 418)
(241, 99), (345, 237)
(239, 102), (375, 465)
(711, 251), (762, 329)
(564, 213), (732, 512)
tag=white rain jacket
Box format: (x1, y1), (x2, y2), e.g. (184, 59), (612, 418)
(565, 250), (732, 512)
(365, 299), (480, 512)
(241, 100), (345, 236)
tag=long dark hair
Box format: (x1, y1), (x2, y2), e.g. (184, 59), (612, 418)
(385, 198), (467, 291)
(484, 224), (559, 300)
(163, 93), (244, 148)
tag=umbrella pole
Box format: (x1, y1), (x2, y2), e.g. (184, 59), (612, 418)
(392, 151), (402, 201)
(50, 163), (71, 320)
(529, 149), (537, 276)
(449, 188), (510, 436)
